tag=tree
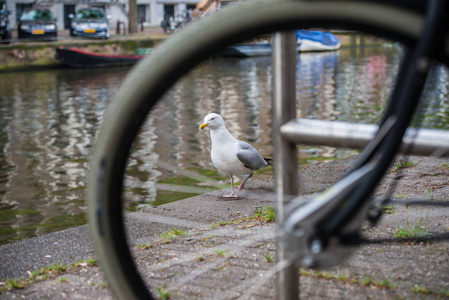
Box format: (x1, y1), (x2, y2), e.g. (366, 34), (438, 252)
(128, 0), (138, 34)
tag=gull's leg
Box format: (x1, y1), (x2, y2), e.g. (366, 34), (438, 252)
(238, 172), (253, 191)
(223, 175), (239, 198)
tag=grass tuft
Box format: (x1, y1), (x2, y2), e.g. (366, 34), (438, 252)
(0, 259), (98, 293)
(138, 243), (153, 250)
(412, 284), (432, 294)
(390, 161), (417, 173)
(254, 205), (275, 222)
(156, 286), (171, 300)
(159, 228), (188, 243)
(263, 251), (275, 263)
(394, 215), (428, 242)
(382, 204), (395, 214)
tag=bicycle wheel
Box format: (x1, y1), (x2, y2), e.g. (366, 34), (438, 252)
(87, 0), (448, 298)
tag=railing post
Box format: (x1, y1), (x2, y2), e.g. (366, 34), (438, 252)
(272, 31), (299, 300)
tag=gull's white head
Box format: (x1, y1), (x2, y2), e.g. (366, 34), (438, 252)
(199, 113), (224, 130)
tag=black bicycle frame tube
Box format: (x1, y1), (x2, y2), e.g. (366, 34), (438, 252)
(320, 0), (449, 236)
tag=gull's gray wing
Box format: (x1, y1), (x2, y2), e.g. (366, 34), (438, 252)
(236, 141), (268, 171)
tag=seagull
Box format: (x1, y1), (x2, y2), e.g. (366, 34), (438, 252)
(199, 113), (270, 198)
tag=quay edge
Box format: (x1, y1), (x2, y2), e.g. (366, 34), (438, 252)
(0, 32), (166, 72)
(0, 31), (386, 72)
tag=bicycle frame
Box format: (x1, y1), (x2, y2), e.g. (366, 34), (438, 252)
(283, 0), (449, 261)
(280, 1), (449, 298)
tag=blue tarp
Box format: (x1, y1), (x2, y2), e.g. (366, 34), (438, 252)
(296, 30), (340, 46)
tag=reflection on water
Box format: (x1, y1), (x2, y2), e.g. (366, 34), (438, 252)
(0, 67), (128, 244)
(1, 45), (448, 245)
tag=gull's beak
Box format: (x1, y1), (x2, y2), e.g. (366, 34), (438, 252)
(200, 123), (208, 130)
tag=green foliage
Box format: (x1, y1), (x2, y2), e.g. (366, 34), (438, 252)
(425, 188), (435, 201)
(6, 278), (27, 289)
(156, 286), (171, 300)
(0, 261), (89, 292)
(218, 220), (229, 226)
(382, 204), (395, 214)
(138, 243), (153, 250)
(361, 276), (374, 285)
(390, 161), (417, 172)
(263, 251), (275, 263)
(84, 258), (98, 266)
(254, 205), (275, 222)
(159, 228), (188, 243)
(413, 284), (431, 294)
(298, 267), (444, 297)
(394, 216), (428, 241)
(214, 249), (231, 257)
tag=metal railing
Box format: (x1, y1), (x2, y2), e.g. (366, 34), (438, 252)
(272, 27), (449, 300)
(272, 31), (300, 300)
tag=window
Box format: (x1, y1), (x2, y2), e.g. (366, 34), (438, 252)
(164, 4), (174, 19)
(20, 9), (54, 21)
(137, 4), (148, 23)
(64, 5), (75, 29)
(15, 3), (33, 22)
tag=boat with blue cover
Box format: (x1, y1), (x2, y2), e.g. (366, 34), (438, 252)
(219, 30), (340, 57)
(296, 30), (341, 51)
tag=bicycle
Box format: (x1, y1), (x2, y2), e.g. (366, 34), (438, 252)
(87, 0), (449, 299)
(160, 10), (193, 34)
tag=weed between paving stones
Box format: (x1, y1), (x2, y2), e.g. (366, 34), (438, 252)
(0, 259), (99, 293)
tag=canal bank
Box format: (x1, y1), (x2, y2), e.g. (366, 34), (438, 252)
(0, 30), (385, 72)
(0, 27), (167, 72)
(0, 155), (448, 299)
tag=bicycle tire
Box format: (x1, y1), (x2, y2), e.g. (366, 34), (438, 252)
(86, 1), (445, 299)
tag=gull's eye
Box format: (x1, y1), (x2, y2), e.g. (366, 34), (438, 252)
(211, 118), (215, 120)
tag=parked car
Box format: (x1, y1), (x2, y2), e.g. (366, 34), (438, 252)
(0, 2), (11, 43)
(18, 9), (57, 40)
(69, 8), (111, 39)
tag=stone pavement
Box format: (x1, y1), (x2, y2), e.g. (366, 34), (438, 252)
(1, 156), (449, 299)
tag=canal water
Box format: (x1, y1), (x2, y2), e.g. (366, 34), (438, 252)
(1, 45), (448, 245)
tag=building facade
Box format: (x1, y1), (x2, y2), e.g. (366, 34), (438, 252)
(5, 0), (198, 32)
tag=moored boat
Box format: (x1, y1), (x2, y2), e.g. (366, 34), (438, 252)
(218, 40), (302, 57)
(296, 30), (341, 52)
(55, 46), (150, 68)
(218, 30), (340, 57)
